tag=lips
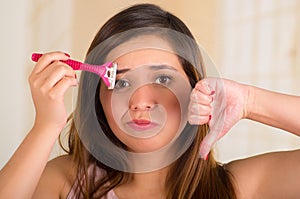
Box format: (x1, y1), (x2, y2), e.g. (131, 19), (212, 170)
(127, 119), (158, 131)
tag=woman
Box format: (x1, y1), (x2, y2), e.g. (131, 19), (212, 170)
(0, 3), (300, 199)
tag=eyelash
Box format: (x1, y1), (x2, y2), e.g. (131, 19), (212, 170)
(114, 74), (173, 89)
(154, 74), (173, 85)
(114, 79), (130, 89)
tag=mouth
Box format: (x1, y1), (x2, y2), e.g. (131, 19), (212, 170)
(127, 119), (158, 131)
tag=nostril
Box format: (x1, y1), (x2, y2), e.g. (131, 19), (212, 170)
(131, 104), (153, 111)
(129, 85), (156, 111)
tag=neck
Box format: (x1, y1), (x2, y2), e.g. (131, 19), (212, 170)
(132, 166), (169, 191)
(115, 166), (169, 198)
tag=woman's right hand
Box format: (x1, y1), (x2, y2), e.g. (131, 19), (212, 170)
(29, 52), (78, 131)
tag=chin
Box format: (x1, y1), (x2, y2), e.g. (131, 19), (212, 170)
(123, 136), (172, 153)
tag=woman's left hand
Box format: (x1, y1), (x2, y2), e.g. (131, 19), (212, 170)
(188, 78), (249, 159)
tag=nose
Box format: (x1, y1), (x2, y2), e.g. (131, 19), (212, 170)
(129, 85), (156, 111)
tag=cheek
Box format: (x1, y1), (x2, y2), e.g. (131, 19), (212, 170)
(159, 90), (181, 119)
(99, 85), (183, 152)
(164, 94), (182, 131)
(99, 86), (115, 125)
(99, 86), (129, 141)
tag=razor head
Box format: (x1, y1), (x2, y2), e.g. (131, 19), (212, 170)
(103, 62), (117, 89)
(108, 62), (117, 89)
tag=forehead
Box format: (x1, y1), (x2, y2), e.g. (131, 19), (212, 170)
(106, 34), (174, 61)
(115, 49), (184, 72)
(105, 34), (188, 78)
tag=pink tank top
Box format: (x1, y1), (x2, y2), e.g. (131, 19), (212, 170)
(66, 166), (119, 199)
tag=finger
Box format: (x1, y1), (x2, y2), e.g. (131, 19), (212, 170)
(43, 61), (75, 79)
(188, 114), (210, 125)
(190, 89), (213, 105)
(32, 51), (70, 74)
(194, 79), (215, 95)
(37, 61), (76, 90)
(199, 129), (219, 159)
(48, 76), (78, 100)
(188, 102), (211, 115)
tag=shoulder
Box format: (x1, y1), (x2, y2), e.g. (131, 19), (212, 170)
(47, 154), (77, 184)
(225, 154), (267, 198)
(33, 154), (77, 199)
(226, 149), (300, 199)
(47, 154), (76, 173)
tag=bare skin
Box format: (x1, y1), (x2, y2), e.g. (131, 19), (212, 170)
(0, 52), (77, 199)
(0, 51), (300, 199)
(190, 78), (300, 199)
(34, 148), (300, 199)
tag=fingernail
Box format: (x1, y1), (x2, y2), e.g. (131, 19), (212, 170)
(75, 73), (77, 79)
(210, 90), (215, 95)
(209, 115), (212, 121)
(64, 53), (70, 57)
(204, 154), (209, 160)
(199, 152), (209, 160)
(199, 142), (210, 160)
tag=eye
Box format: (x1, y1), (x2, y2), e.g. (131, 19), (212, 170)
(114, 79), (130, 89)
(154, 75), (172, 85)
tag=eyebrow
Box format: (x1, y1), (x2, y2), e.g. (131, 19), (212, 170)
(116, 68), (130, 74)
(149, 64), (177, 71)
(116, 64), (177, 74)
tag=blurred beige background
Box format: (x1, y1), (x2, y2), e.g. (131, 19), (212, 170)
(0, 0), (299, 168)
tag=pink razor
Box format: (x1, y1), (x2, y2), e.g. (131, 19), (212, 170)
(31, 53), (117, 89)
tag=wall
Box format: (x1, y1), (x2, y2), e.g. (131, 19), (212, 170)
(0, 0), (74, 168)
(214, 0), (300, 162)
(1, 0), (299, 168)
(0, 0), (218, 168)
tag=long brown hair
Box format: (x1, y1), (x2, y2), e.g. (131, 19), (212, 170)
(60, 3), (237, 199)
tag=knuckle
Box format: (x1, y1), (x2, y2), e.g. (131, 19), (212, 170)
(29, 78), (39, 89)
(62, 77), (72, 84)
(28, 75), (35, 84)
(48, 90), (58, 100)
(188, 118), (196, 125)
(57, 63), (70, 73)
(39, 85), (48, 95)
(190, 90), (197, 100)
(190, 103), (200, 114)
(42, 53), (52, 61)
(188, 115), (201, 125)
(52, 60), (60, 65)
(31, 81), (39, 89)
(196, 80), (204, 87)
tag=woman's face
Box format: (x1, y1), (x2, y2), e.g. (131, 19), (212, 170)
(100, 48), (190, 153)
